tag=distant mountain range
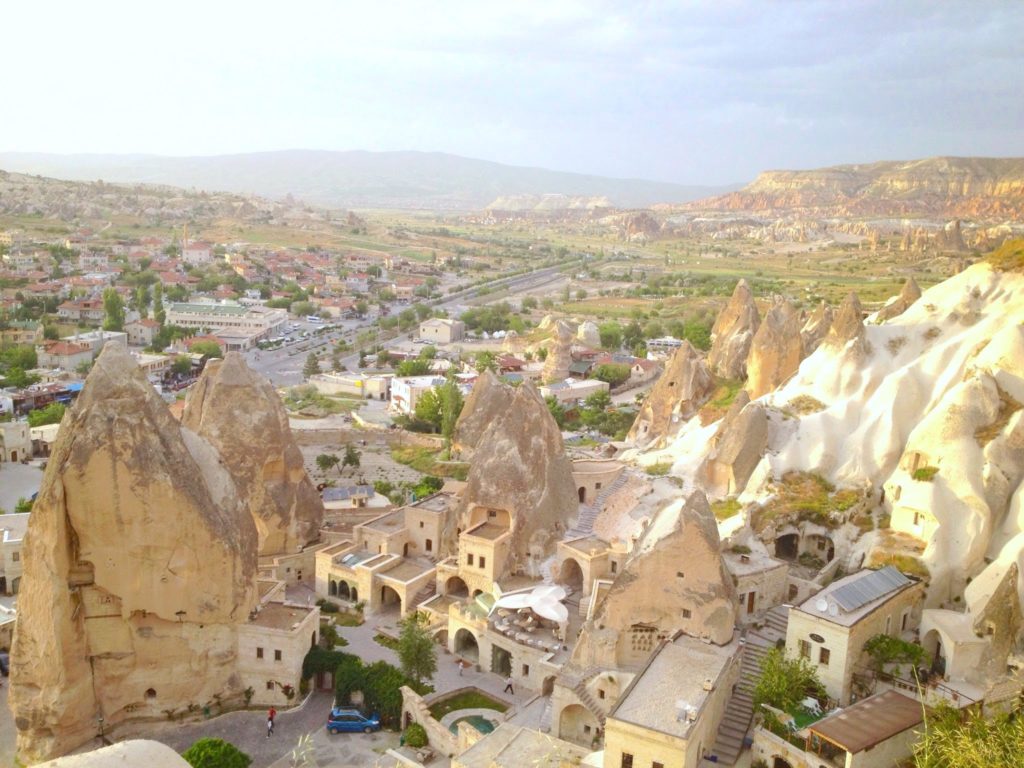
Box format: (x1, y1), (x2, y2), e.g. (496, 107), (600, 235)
(685, 156), (1024, 219)
(0, 150), (734, 211)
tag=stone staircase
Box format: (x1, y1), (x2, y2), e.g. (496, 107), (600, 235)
(573, 674), (607, 726)
(565, 474), (629, 540)
(709, 606), (790, 765)
(412, 582), (436, 610)
(540, 697), (554, 733)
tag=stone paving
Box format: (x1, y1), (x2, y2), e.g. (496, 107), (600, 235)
(0, 460), (43, 512)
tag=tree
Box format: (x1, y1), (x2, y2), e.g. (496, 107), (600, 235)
(414, 387), (442, 432)
(152, 282), (166, 325)
(171, 355), (192, 376)
(102, 287), (125, 331)
(354, 299), (369, 316)
(521, 296), (538, 310)
(474, 351), (497, 373)
(292, 300), (317, 317)
(397, 612), (437, 686)
(914, 702), (1024, 768)
(396, 358), (431, 377)
(592, 363), (631, 388)
(622, 319), (644, 349)
(418, 345), (437, 360)
(752, 647), (826, 714)
(303, 352), (321, 378)
(182, 737), (252, 768)
(134, 285), (150, 319)
(15, 498), (33, 514)
(343, 444), (361, 472)
(42, 324), (59, 341)
(545, 396), (566, 429)
(27, 402), (65, 427)
(413, 303), (432, 321)
(438, 376), (464, 446)
(191, 340), (223, 359)
(598, 321), (622, 350)
(316, 453), (340, 474)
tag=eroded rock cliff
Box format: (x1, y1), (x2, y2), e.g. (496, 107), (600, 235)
(875, 277), (922, 323)
(745, 298), (803, 399)
(10, 345), (258, 763)
(452, 369), (515, 461)
(445, 380), (577, 575)
(627, 341), (713, 447)
(181, 352), (323, 556)
(570, 492), (736, 670)
(708, 279), (760, 380)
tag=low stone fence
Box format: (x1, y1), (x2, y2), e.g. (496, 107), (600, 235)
(400, 685), (458, 758)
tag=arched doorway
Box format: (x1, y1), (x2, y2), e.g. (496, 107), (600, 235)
(380, 585), (402, 613)
(329, 580), (338, 597)
(10, 450), (17, 462)
(542, 676), (556, 696)
(471, 589), (483, 599)
(559, 557), (584, 594)
(558, 704), (599, 747)
(445, 576), (469, 597)
(578, 487), (586, 503)
(775, 533), (799, 561)
(454, 628), (479, 663)
(350, 585), (358, 602)
(773, 757), (794, 768)
(338, 581), (351, 601)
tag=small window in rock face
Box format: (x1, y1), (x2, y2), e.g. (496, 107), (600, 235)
(676, 572), (685, 579)
(682, 608), (692, 619)
(145, 688), (156, 700)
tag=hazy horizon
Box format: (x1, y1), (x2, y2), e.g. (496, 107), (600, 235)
(3, 1), (1023, 185)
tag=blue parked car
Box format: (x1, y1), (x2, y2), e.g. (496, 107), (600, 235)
(327, 707), (381, 734)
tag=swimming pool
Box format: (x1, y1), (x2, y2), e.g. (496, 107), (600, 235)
(449, 714), (496, 735)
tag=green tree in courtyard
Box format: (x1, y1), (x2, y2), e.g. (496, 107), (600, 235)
(397, 612), (437, 686)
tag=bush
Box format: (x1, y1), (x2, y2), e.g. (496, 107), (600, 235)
(912, 466), (940, 482)
(645, 462), (672, 476)
(403, 723), (428, 749)
(181, 738), (251, 768)
(753, 647), (826, 713)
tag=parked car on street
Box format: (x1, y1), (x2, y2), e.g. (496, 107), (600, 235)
(327, 707), (381, 734)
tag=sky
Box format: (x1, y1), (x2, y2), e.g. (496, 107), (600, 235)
(2, 0), (1022, 185)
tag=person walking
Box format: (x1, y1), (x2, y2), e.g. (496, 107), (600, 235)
(267, 715), (274, 738)
(457, 659), (464, 676)
(503, 675), (514, 694)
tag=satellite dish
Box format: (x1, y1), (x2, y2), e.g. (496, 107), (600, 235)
(828, 603), (839, 617)
(815, 598), (829, 612)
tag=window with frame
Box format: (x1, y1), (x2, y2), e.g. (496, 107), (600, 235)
(620, 753), (634, 768)
(479, 556), (486, 569)
(266, 681), (274, 690)
(819, 647), (830, 666)
(274, 649), (282, 661)
(467, 553), (474, 566)
(798, 640), (811, 659)
(256, 647), (264, 659)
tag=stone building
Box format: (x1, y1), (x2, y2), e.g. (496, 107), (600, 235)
(784, 566), (924, 705)
(603, 632), (742, 768)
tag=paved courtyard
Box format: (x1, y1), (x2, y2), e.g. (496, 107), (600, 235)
(0, 461), (43, 513)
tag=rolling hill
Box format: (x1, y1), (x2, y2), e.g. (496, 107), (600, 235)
(0, 150), (733, 211)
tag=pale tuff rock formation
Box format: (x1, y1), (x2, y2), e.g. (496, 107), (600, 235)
(800, 300), (834, 356)
(36, 740), (191, 768)
(542, 319), (575, 383)
(451, 369), (515, 461)
(445, 380), (577, 576)
(181, 352), (323, 556)
(702, 392), (769, 497)
(571, 492), (736, 670)
(576, 319), (601, 348)
(627, 340), (714, 447)
(745, 297), (803, 399)
(10, 344), (258, 763)
(823, 292), (866, 355)
(875, 277), (923, 323)
(708, 278), (760, 380)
